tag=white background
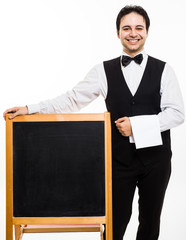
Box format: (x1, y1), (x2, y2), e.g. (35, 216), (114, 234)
(0, 0), (186, 239)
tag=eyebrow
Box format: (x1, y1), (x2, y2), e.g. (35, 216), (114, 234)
(122, 25), (145, 28)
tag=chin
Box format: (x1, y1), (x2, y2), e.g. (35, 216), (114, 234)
(129, 46), (143, 53)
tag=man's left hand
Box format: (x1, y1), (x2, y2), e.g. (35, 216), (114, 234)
(115, 117), (132, 137)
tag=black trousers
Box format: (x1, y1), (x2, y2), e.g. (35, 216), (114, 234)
(110, 145), (172, 240)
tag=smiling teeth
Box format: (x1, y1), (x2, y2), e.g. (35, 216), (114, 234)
(129, 40), (138, 42)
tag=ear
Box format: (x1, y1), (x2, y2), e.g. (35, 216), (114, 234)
(117, 30), (120, 39)
(147, 29), (149, 37)
(146, 28), (149, 37)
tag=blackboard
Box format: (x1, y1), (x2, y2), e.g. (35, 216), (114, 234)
(13, 121), (105, 217)
(6, 113), (112, 240)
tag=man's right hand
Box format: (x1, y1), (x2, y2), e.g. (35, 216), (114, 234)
(3, 106), (28, 120)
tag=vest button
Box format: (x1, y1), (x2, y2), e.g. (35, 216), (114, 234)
(132, 100), (135, 105)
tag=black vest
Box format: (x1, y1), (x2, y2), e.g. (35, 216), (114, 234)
(104, 56), (171, 166)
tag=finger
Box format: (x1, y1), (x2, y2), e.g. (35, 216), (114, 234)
(120, 131), (126, 136)
(4, 107), (17, 115)
(118, 127), (125, 134)
(3, 108), (17, 120)
(115, 123), (121, 129)
(3, 111), (7, 120)
(116, 121), (126, 129)
(9, 113), (17, 119)
(8, 110), (21, 119)
(115, 117), (127, 124)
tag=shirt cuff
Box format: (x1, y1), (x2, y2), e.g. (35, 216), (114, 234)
(129, 115), (163, 149)
(129, 135), (135, 143)
(27, 104), (40, 114)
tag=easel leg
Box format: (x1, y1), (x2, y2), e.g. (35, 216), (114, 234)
(100, 224), (103, 240)
(6, 218), (13, 240)
(15, 225), (24, 240)
(106, 222), (113, 240)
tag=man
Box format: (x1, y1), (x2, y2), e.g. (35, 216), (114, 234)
(4, 5), (184, 240)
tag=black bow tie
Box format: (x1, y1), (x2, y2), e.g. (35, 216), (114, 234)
(122, 54), (143, 67)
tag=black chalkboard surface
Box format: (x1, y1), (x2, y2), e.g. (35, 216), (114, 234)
(13, 121), (105, 217)
(6, 113), (112, 240)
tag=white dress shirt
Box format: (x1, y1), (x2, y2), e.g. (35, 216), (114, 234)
(28, 50), (185, 149)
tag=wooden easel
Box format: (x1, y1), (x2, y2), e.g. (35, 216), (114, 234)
(6, 113), (112, 240)
(15, 224), (104, 240)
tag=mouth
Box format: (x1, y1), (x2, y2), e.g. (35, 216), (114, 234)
(127, 39), (140, 43)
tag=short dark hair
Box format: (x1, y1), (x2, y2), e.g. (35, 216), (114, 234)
(116, 5), (150, 32)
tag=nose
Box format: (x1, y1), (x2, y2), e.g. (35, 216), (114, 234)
(129, 29), (137, 37)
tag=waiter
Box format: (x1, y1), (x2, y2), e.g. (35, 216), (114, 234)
(4, 5), (184, 240)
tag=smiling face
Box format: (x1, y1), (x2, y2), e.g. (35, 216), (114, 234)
(117, 12), (148, 57)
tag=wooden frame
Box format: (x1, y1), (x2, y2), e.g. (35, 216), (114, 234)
(6, 113), (112, 240)
(15, 224), (104, 240)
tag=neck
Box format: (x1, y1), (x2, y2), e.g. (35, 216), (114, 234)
(123, 48), (144, 57)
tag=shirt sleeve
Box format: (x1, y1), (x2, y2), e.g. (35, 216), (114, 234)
(28, 65), (103, 114)
(158, 63), (185, 131)
(129, 63), (185, 149)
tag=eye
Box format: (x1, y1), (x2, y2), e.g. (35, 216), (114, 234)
(136, 27), (143, 31)
(123, 27), (130, 31)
